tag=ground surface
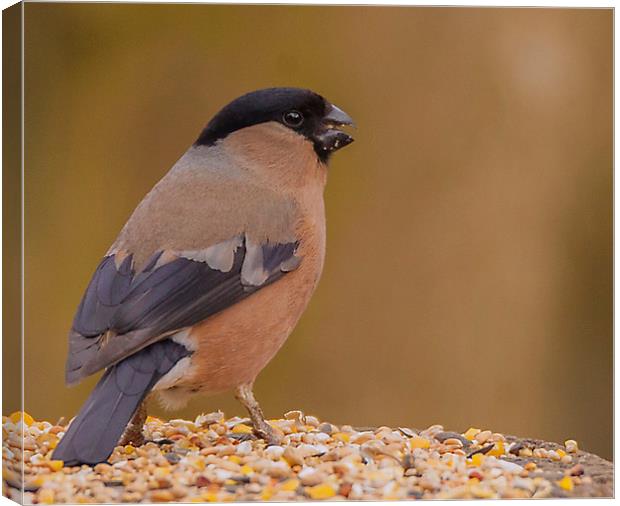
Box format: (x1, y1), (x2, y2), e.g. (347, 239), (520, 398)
(2, 411), (613, 503)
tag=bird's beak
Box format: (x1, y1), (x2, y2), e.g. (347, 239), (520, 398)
(324, 104), (355, 128)
(314, 104), (355, 158)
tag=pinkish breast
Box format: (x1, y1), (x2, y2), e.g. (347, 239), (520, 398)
(162, 196), (326, 397)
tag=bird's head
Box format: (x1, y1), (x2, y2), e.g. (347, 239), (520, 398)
(195, 87), (354, 163)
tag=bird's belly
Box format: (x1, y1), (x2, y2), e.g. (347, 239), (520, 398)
(167, 248), (323, 396)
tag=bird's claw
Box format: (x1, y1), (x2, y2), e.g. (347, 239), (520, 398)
(118, 428), (145, 447)
(254, 424), (282, 446)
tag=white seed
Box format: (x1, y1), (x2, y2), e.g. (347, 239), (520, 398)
(263, 445), (284, 460)
(493, 460), (523, 473)
(298, 467), (325, 486)
(283, 446), (304, 466)
(475, 431), (493, 444)
(564, 440), (579, 453)
(195, 411), (224, 426)
(352, 432), (374, 444)
(236, 441), (252, 455)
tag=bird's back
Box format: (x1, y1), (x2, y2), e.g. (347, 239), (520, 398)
(110, 142), (302, 272)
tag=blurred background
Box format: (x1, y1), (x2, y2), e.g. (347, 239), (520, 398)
(13, 5), (612, 459)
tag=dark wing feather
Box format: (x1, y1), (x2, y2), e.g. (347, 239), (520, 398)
(66, 235), (300, 385)
(54, 339), (191, 465)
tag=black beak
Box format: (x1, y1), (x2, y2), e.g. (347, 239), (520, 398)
(323, 104), (355, 128)
(314, 104), (355, 161)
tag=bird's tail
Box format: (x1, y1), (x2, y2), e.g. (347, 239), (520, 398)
(52, 339), (191, 466)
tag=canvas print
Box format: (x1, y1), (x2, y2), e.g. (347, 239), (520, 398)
(2, 2), (613, 503)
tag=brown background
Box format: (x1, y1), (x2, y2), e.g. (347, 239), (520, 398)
(14, 5), (612, 459)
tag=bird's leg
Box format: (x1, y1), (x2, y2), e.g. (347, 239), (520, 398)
(234, 382), (281, 445)
(119, 400), (147, 447)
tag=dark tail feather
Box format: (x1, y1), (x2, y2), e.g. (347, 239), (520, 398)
(52, 339), (191, 466)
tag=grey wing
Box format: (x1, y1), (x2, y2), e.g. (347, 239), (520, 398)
(53, 339), (191, 465)
(65, 234), (301, 385)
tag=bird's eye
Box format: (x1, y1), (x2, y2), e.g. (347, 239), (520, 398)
(282, 110), (304, 127)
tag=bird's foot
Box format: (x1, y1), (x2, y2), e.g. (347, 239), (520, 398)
(234, 382), (281, 446)
(119, 427), (145, 447)
(118, 401), (147, 447)
(252, 419), (282, 446)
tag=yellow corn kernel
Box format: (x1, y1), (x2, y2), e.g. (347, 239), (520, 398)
(260, 487), (274, 501)
(189, 458), (206, 471)
(409, 436), (431, 449)
(232, 424), (253, 434)
(557, 476), (574, 492)
(153, 467), (171, 479)
(487, 441), (505, 457)
(280, 478), (300, 491)
(201, 492), (218, 502)
(464, 428), (481, 441)
(240, 465), (253, 475)
(37, 433), (59, 449)
(332, 432), (350, 443)
(29, 475), (49, 488)
(47, 460), (64, 471)
(307, 484), (337, 500)
(228, 455), (241, 464)
(38, 489), (55, 504)
(557, 449), (567, 458)
(524, 462), (537, 471)
(469, 453), (485, 467)
(9, 411), (34, 426)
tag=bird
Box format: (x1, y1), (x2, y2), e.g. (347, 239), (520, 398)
(52, 87), (354, 466)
